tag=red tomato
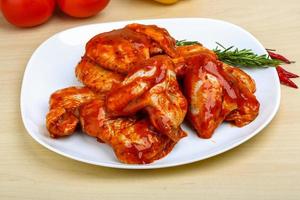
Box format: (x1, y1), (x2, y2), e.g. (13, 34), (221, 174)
(56, 0), (110, 18)
(1, 0), (55, 27)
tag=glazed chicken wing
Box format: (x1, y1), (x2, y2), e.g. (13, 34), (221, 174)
(85, 28), (154, 74)
(225, 89), (260, 127)
(79, 99), (177, 164)
(46, 87), (97, 138)
(126, 23), (177, 58)
(75, 56), (124, 93)
(221, 63), (256, 93)
(184, 55), (238, 138)
(84, 23), (177, 75)
(106, 55), (187, 142)
(184, 53), (259, 138)
(221, 64), (260, 127)
(172, 44), (217, 76)
(173, 44), (256, 94)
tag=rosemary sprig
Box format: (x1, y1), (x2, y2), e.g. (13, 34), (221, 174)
(213, 42), (282, 67)
(176, 40), (200, 46)
(175, 40), (282, 68)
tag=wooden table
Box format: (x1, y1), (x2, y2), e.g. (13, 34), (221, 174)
(1, 0), (299, 199)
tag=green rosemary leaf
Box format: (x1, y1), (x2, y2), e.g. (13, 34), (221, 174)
(213, 43), (282, 67)
(176, 40), (200, 46)
(175, 40), (282, 68)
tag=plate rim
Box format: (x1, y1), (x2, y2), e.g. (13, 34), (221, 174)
(20, 17), (281, 169)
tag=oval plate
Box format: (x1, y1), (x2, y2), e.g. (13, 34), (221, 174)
(21, 18), (280, 169)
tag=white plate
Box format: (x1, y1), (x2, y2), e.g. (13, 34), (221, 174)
(21, 18), (280, 169)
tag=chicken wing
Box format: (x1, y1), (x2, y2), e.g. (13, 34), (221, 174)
(79, 99), (177, 164)
(221, 63), (256, 93)
(222, 64), (260, 127)
(172, 44), (217, 76)
(106, 55), (187, 142)
(173, 44), (256, 93)
(85, 28), (153, 74)
(126, 23), (177, 58)
(184, 55), (238, 138)
(75, 56), (124, 93)
(184, 53), (260, 138)
(46, 87), (97, 138)
(225, 90), (260, 127)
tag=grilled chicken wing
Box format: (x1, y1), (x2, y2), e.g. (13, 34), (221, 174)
(221, 63), (256, 93)
(222, 64), (260, 127)
(106, 55), (187, 142)
(84, 23), (177, 75)
(46, 87), (97, 138)
(173, 44), (217, 76)
(79, 99), (177, 164)
(184, 54), (259, 138)
(184, 55), (238, 138)
(126, 23), (177, 58)
(225, 89), (260, 127)
(75, 56), (124, 93)
(173, 44), (256, 93)
(85, 28), (155, 74)
(85, 28), (150, 74)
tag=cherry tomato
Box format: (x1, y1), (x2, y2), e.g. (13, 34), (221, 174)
(56, 0), (110, 18)
(1, 0), (55, 27)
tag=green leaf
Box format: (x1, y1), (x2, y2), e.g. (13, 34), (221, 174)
(213, 43), (282, 67)
(176, 40), (200, 46)
(175, 40), (282, 68)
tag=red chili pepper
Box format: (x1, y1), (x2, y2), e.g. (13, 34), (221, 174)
(276, 66), (299, 78)
(276, 67), (298, 89)
(267, 50), (294, 64)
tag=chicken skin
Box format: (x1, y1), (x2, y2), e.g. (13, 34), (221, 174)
(85, 23), (178, 75)
(75, 56), (124, 93)
(126, 23), (177, 58)
(106, 55), (188, 142)
(184, 54), (259, 138)
(85, 28), (159, 74)
(46, 87), (97, 138)
(85, 28), (150, 74)
(184, 55), (238, 138)
(221, 63), (256, 94)
(173, 44), (256, 94)
(173, 44), (217, 76)
(79, 99), (177, 164)
(221, 64), (260, 127)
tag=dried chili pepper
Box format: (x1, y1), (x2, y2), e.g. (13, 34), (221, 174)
(276, 66), (299, 78)
(264, 49), (299, 89)
(276, 67), (298, 88)
(267, 50), (294, 64)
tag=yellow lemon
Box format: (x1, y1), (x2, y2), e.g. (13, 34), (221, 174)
(153, 0), (179, 4)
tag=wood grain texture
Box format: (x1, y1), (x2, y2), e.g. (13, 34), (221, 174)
(0, 0), (300, 199)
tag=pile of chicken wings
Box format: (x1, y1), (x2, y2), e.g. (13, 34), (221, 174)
(46, 23), (260, 164)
